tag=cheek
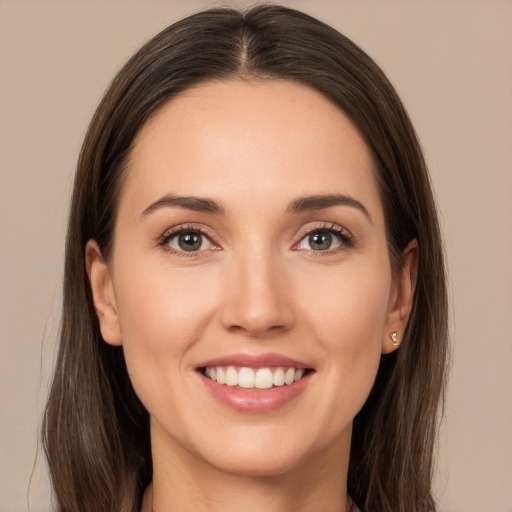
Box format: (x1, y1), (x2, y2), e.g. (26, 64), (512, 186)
(298, 263), (391, 428)
(115, 260), (219, 344)
(302, 262), (391, 347)
(112, 260), (220, 403)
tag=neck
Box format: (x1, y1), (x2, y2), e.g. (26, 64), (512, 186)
(143, 423), (355, 512)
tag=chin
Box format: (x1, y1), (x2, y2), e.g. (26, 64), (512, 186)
(191, 422), (348, 479)
(205, 446), (307, 478)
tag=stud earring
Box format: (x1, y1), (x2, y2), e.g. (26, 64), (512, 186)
(390, 332), (399, 347)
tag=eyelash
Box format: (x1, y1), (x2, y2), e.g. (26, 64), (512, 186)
(158, 222), (354, 257)
(158, 224), (219, 257)
(293, 222), (354, 255)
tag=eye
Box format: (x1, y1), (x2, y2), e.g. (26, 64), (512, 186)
(164, 229), (215, 253)
(298, 230), (341, 251)
(295, 225), (352, 252)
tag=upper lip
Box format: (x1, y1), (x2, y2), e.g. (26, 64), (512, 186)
(196, 352), (312, 370)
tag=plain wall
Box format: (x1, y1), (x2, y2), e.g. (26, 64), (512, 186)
(1, 1), (511, 511)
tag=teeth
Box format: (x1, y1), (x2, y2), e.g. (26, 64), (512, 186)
(255, 368), (273, 389)
(203, 366), (308, 389)
(284, 368), (295, 385)
(216, 367), (226, 385)
(273, 367), (285, 386)
(238, 367), (255, 388)
(225, 367), (238, 386)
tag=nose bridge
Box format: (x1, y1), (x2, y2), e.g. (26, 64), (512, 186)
(220, 244), (293, 336)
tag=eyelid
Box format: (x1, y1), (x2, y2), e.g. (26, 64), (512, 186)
(158, 223), (220, 254)
(292, 221), (354, 252)
(157, 221), (353, 255)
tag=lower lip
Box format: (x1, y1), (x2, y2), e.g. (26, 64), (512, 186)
(199, 372), (312, 413)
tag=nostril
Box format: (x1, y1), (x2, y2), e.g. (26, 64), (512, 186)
(218, 270), (295, 335)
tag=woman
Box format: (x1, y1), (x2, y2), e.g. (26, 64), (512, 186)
(42, 5), (448, 512)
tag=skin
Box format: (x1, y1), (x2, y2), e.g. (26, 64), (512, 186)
(87, 80), (417, 512)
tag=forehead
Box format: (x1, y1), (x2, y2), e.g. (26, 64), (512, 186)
(121, 79), (383, 224)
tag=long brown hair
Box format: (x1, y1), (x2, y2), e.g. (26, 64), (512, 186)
(42, 5), (448, 512)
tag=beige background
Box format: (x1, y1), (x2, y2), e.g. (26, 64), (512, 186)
(1, 1), (511, 511)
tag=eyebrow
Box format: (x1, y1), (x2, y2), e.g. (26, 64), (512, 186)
(141, 192), (372, 223)
(286, 194), (372, 223)
(141, 194), (225, 218)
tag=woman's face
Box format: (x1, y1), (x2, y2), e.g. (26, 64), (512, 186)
(88, 80), (411, 477)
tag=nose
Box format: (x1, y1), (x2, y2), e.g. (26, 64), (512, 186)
(219, 251), (295, 337)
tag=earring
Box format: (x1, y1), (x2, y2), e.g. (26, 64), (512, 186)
(390, 332), (399, 347)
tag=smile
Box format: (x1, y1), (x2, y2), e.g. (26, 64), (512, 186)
(203, 366), (307, 390)
(197, 353), (314, 412)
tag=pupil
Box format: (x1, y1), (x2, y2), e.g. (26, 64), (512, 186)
(178, 232), (202, 251)
(310, 231), (332, 250)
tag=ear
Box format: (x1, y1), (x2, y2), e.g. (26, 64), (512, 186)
(85, 240), (122, 346)
(382, 239), (418, 354)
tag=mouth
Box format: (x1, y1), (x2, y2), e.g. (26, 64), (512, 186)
(195, 353), (315, 412)
(200, 365), (313, 390)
